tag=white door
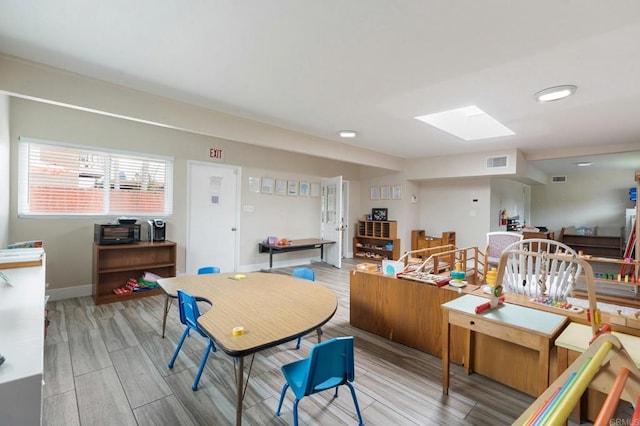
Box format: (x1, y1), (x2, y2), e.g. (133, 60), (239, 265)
(321, 176), (343, 268)
(186, 161), (240, 274)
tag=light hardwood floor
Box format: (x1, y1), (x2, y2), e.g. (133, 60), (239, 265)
(43, 259), (569, 425)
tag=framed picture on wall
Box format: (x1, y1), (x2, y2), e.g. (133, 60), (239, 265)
(248, 176), (261, 193)
(261, 177), (274, 194)
(310, 182), (320, 197)
(380, 185), (391, 200)
(392, 185), (402, 200)
(287, 180), (299, 196)
(370, 186), (380, 200)
(299, 181), (310, 197)
(275, 179), (287, 196)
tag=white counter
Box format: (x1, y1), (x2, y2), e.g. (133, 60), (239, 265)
(0, 255), (46, 426)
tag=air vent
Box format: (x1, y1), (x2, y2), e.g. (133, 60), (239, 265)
(486, 155), (508, 168)
(551, 176), (567, 183)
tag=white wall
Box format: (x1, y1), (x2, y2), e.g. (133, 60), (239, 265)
(489, 178), (530, 232)
(531, 169), (636, 237)
(8, 98), (365, 293)
(419, 178), (491, 250)
(357, 172), (420, 253)
(0, 95), (8, 247)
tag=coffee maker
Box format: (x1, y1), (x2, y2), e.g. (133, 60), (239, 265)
(147, 219), (166, 242)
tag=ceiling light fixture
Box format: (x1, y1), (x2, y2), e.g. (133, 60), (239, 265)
(576, 161), (592, 167)
(534, 85), (577, 103)
(338, 130), (357, 138)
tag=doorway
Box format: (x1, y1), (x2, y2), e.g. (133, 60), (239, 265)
(186, 161), (240, 274)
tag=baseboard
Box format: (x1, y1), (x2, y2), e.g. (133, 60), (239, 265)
(46, 284), (92, 301)
(241, 257), (318, 272)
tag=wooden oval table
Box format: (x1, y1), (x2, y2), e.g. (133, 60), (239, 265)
(157, 272), (338, 425)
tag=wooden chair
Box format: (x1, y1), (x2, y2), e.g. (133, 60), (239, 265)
(499, 238), (580, 300)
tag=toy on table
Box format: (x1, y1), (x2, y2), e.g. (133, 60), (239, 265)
(485, 267), (497, 287)
(475, 284), (505, 314)
(450, 262), (466, 282)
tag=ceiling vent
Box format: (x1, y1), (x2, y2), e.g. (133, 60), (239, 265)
(551, 175), (568, 183)
(486, 155), (508, 169)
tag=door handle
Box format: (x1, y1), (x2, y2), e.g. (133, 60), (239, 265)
(231, 227), (237, 231)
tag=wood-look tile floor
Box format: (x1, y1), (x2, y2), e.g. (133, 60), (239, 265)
(43, 259), (589, 425)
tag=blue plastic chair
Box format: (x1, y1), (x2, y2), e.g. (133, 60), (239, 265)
(168, 290), (217, 391)
(198, 266), (220, 274)
(292, 266), (315, 281)
(292, 267), (320, 349)
(275, 336), (364, 426)
(161, 266), (220, 338)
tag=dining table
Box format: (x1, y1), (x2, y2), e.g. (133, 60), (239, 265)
(157, 271), (338, 425)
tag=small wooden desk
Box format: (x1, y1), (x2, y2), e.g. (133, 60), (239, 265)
(157, 272), (337, 426)
(258, 238), (335, 269)
(441, 294), (568, 396)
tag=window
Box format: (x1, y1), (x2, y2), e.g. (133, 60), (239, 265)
(18, 138), (173, 217)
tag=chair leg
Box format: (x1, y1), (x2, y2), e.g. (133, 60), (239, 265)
(295, 337), (302, 350)
(168, 326), (190, 368)
(192, 339), (214, 391)
(292, 398), (300, 426)
(346, 382), (364, 426)
(275, 383), (290, 416)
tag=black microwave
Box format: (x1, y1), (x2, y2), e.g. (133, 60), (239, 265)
(94, 223), (141, 245)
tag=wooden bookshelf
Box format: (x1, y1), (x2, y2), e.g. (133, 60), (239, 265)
(92, 241), (176, 305)
(354, 220), (400, 261)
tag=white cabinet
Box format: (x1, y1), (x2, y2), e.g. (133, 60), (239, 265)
(0, 253), (46, 426)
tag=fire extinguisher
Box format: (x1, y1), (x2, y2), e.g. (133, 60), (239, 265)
(499, 209), (507, 226)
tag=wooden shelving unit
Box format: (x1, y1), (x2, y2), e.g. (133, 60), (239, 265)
(559, 227), (623, 259)
(353, 220), (400, 261)
(572, 255), (640, 308)
(92, 241), (176, 305)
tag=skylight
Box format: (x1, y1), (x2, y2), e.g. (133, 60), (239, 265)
(415, 106), (515, 141)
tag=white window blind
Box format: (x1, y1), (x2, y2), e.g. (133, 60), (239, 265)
(18, 138), (173, 217)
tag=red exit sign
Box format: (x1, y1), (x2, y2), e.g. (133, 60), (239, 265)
(210, 148), (223, 159)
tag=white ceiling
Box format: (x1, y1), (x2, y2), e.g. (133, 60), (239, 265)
(1, 0), (640, 174)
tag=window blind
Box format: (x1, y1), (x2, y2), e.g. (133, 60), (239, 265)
(18, 138), (173, 217)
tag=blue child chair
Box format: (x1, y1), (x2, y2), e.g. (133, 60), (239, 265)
(275, 336), (364, 426)
(292, 266), (315, 281)
(198, 266), (220, 274)
(291, 267), (320, 349)
(161, 266), (220, 338)
(168, 289), (217, 391)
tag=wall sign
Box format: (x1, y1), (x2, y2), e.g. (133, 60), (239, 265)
(210, 148), (223, 159)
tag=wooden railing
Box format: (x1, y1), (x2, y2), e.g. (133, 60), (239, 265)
(398, 245), (484, 284)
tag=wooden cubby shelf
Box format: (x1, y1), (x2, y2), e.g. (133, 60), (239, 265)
(354, 220), (400, 261)
(92, 241), (176, 305)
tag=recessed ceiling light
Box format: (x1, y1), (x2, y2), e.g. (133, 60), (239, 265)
(338, 130), (357, 138)
(414, 106), (515, 141)
(534, 85), (577, 103)
(576, 161), (592, 167)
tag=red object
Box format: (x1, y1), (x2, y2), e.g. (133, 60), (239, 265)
(630, 395), (640, 425)
(436, 277), (452, 287)
(475, 296), (505, 314)
(589, 324), (612, 345)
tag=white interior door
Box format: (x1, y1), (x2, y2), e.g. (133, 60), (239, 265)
(186, 161), (240, 274)
(321, 176), (343, 268)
